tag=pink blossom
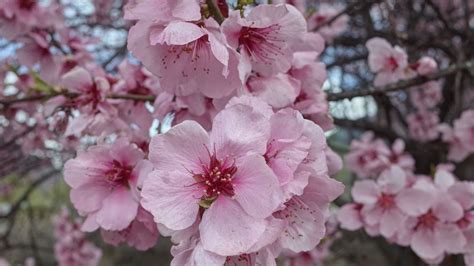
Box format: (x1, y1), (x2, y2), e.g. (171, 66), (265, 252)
(289, 51), (332, 131)
(111, 61), (156, 131)
(64, 139), (145, 232)
(337, 203), (364, 231)
(101, 207), (159, 251)
(344, 132), (391, 178)
(128, 18), (242, 99)
(352, 166), (408, 238)
(409, 81), (442, 109)
(274, 175), (344, 253)
(396, 176), (468, 262)
(1, 0), (42, 26)
(307, 4), (349, 42)
(407, 110), (440, 141)
(59, 67), (128, 136)
(388, 139), (415, 174)
(414, 56), (438, 76)
(222, 4), (307, 77)
(246, 74), (301, 109)
(439, 109), (474, 162)
(366, 37), (409, 86)
(141, 99), (284, 256)
(170, 235), (278, 266)
(53, 208), (102, 266)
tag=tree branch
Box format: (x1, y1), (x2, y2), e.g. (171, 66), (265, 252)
(327, 59), (474, 101)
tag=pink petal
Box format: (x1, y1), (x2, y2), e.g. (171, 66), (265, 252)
(379, 209), (406, 238)
(411, 228), (443, 260)
(95, 186), (139, 231)
(60, 67), (93, 92)
(396, 188), (433, 216)
(438, 223), (466, 254)
(277, 197), (325, 252)
(148, 120), (210, 174)
(448, 182), (474, 209)
(351, 180), (380, 205)
(70, 181), (111, 213)
(337, 204), (363, 230)
(432, 197), (464, 222)
(210, 104), (270, 158)
(140, 170), (202, 231)
(378, 166), (406, 194)
(233, 154), (283, 219)
(199, 197), (266, 256)
(150, 21), (204, 46)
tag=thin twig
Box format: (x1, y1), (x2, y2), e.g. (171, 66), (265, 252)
(327, 59), (474, 101)
(0, 170), (58, 219)
(206, 0), (225, 24)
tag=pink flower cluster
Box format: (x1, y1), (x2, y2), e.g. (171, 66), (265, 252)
(345, 132), (414, 178)
(366, 38), (442, 141)
(64, 139), (159, 251)
(140, 96), (344, 265)
(439, 109), (474, 162)
(53, 208), (102, 266)
(338, 164), (474, 264)
(126, 0), (333, 132)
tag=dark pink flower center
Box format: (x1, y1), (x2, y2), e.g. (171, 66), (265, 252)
(314, 15), (327, 24)
(105, 160), (133, 186)
(378, 193), (395, 209)
(238, 24), (284, 64)
(357, 149), (378, 165)
(386, 56), (399, 71)
(456, 212), (473, 229)
(193, 152), (237, 201)
(416, 211), (438, 230)
(19, 0), (36, 10)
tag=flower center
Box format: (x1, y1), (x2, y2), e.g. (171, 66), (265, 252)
(456, 212), (473, 229)
(378, 193), (395, 209)
(105, 160), (133, 186)
(416, 211), (438, 230)
(387, 56), (399, 71)
(238, 24), (284, 64)
(193, 152), (237, 206)
(19, 0), (36, 10)
(314, 15), (327, 24)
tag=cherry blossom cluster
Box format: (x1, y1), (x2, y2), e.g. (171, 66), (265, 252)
(52, 208), (102, 266)
(138, 96), (343, 264)
(439, 109), (474, 162)
(339, 161), (474, 264)
(366, 37), (442, 142)
(64, 139), (159, 251)
(126, 0), (334, 131)
(1, 0), (473, 265)
(345, 132), (415, 179)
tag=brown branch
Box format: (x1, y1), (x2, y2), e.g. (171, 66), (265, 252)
(0, 170), (58, 219)
(424, 0), (463, 37)
(327, 53), (368, 69)
(313, 0), (380, 31)
(0, 92), (157, 107)
(206, 0), (225, 24)
(107, 93), (156, 102)
(333, 118), (405, 142)
(327, 59), (474, 101)
(0, 94), (55, 106)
